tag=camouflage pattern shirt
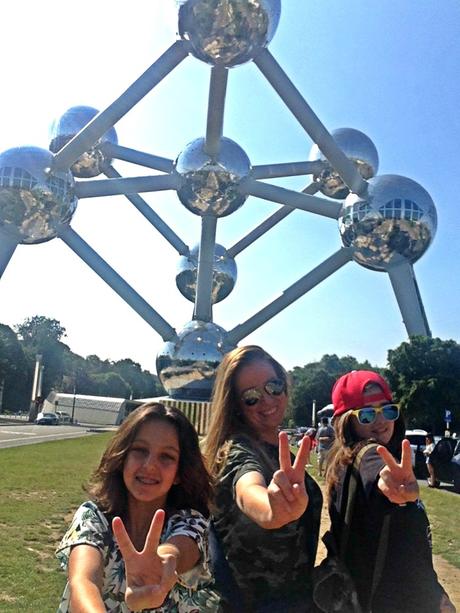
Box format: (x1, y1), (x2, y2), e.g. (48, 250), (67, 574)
(212, 435), (322, 611)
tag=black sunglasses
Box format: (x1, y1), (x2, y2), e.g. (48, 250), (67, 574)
(240, 378), (286, 407)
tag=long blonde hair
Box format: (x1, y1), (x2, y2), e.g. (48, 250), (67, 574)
(203, 345), (287, 477)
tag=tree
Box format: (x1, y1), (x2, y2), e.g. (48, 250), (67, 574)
(0, 324), (30, 411)
(15, 316), (66, 346)
(386, 336), (460, 433)
(287, 354), (378, 426)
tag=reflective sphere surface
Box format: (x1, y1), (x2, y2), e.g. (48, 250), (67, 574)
(0, 146), (77, 244)
(49, 106), (118, 178)
(339, 174), (437, 271)
(156, 320), (235, 400)
(178, 0), (281, 67)
(176, 243), (237, 303)
(309, 128), (379, 199)
(175, 137), (251, 216)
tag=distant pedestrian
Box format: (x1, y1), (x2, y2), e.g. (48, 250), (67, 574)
(424, 433), (436, 487)
(316, 417), (335, 477)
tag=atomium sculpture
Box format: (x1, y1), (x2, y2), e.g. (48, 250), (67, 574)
(0, 0), (435, 402)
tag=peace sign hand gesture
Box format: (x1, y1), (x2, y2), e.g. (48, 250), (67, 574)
(267, 431), (310, 527)
(377, 439), (419, 505)
(112, 509), (177, 611)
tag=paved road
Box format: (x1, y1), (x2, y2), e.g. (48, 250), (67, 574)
(0, 420), (111, 449)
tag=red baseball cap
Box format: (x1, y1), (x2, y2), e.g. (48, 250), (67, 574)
(332, 370), (393, 417)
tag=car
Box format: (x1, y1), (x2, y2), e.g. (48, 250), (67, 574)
(35, 412), (60, 425)
(405, 429), (428, 478)
(56, 411), (72, 424)
(428, 437), (460, 493)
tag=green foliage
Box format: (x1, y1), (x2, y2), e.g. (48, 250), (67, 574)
(386, 336), (460, 433)
(0, 315), (163, 410)
(0, 323), (31, 410)
(287, 353), (377, 426)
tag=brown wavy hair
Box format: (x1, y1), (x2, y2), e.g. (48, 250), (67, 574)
(202, 345), (288, 478)
(325, 403), (406, 502)
(86, 402), (213, 519)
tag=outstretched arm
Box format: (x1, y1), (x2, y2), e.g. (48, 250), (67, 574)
(377, 439), (419, 505)
(66, 545), (106, 613)
(235, 432), (310, 529)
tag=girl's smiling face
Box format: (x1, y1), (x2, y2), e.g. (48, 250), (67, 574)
(123, 419), (180, 509)
(351, 383), (395, 446)
(235, 360), (287, 443)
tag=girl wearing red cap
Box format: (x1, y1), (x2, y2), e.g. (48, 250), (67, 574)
(324, 370), (454, 613)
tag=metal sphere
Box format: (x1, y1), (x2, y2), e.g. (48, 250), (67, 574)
(309, 128), (379, 199)
(156, 320), (235, 400)
(175, 137), (251, 217)
(0, 146), (77, 244)
(176, 243), (237, 303)
(178, 0), (281, 67)
(49, 106), (118, 178)
(339, 174), (437, 271)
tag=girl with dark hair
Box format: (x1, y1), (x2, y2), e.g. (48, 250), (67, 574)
(325, 370), (454, 613)
(203, 345), (322, 612)
(56, 402), (220, 612)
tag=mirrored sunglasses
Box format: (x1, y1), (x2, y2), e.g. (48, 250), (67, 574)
(351, 403), (400, 425)
(240, 378), (286, 407)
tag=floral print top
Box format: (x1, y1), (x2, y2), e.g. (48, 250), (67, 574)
(56, 501), (220, 612)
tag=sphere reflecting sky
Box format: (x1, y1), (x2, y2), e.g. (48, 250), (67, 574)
(339, 174), (437, 271)
(49, 105), (118, 178)
(175, 136), (251, 216)
(176, 243), (237, 303)
(178, 0), (281, 67)
(309, 127), (379, 199)
(156, 320), (235, 400)
(0, 146), (76, 244)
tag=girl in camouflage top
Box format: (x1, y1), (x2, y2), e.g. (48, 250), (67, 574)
(204, 345), (322, 612)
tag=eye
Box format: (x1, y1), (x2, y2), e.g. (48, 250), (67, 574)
(160, 452), (179, 463)
(129, 446), (148, 457)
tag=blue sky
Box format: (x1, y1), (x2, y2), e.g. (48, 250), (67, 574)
(0, 0), (458, 374)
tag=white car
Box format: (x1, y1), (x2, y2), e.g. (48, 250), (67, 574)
(405, 429), (428, 477)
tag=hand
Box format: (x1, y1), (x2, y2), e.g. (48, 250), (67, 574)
(112, 510), (177, 610)
(377, 439), (419, 504)
(440, 592), (456, 613)
(266, 432), (310, 527)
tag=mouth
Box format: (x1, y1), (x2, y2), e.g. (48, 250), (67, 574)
(136, 476), (159, 485)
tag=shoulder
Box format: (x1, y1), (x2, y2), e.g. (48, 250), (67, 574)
(164, 509), (209, 542)
(55, 501), (113, 568)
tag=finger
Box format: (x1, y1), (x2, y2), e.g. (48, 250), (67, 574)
(143, 509), (166, 555)
(272, 470), (296, 502)
(400, 439), (414, 473)
(112, 516), (137, 557)
(292, 436), (311, 478)
(376, 445), (400, 472)
(278, 431), (292, 472)
(160, 554), (178, 591)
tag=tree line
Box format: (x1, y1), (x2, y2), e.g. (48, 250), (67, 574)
(0, 315), (459, 434)
(0, 315), (165, 412)
(286, 336), (460, 435)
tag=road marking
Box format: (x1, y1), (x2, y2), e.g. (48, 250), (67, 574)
(0, 431), (91, 445)
(0, 430), (36, 436)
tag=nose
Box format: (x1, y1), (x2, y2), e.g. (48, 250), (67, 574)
(261, 390), (277, 406)
(143, 452), (158, 469)
(374, 412), (386, 426)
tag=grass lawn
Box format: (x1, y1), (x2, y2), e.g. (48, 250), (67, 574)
(0, 433), (112, 612)
(0, 436), (458, 611)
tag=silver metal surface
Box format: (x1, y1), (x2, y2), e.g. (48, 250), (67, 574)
(388, 261), (431, 337)
(0, 146), (76, 244)
(309, 127), (379, 199)
(339, 174), (437, 271)
(156, 320), (235, 399)
(49, 106), (118, 178)
(175, 136), (251, 216)
(178, 0), (281, 67)
(176, 243), (237, 303)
